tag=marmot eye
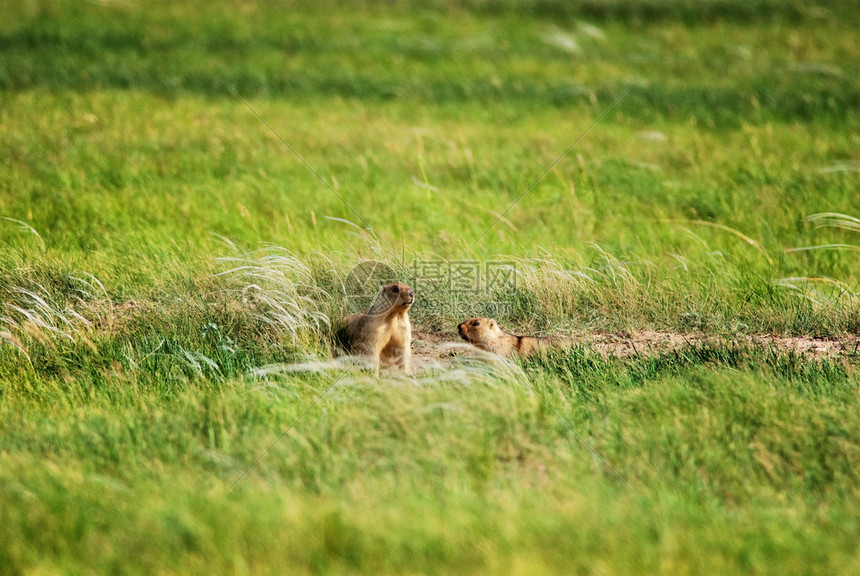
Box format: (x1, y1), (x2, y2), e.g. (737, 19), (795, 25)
(472, 321), (480, 326)
(391, 286), (399, 293)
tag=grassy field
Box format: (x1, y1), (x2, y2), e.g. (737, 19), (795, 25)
(1, 0), (859, 574)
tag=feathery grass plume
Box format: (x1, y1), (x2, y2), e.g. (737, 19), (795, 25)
(68, 272), (115, 333)
(0, 330), (31, 365)
(817, 160), (860, 174)
(214, 244), (331, 343)
(1, 217), (46, 251)
(421, 343), (527, 388)
(786, 213), (860, 254)
(250, 342), (526, 389)
(0, 274), (109, 350)
(807, 213), (860, 234)
(174, 347), (223, 380)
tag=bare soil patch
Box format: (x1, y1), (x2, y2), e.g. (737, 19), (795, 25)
(412, 330), (860, 363)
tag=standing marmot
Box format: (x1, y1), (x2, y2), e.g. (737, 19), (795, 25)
(457, 317), (549, 357)
(344, 283), (415, 377)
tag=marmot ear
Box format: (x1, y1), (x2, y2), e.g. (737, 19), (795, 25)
(490, 320), (497, 327)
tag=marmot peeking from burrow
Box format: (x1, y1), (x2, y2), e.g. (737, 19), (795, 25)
(344, 283), (414, 377)
(457, 317), (550, 357)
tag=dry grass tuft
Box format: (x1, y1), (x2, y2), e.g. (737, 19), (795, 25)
(0, 273), (111, 356)
(214, 243), (331, 341)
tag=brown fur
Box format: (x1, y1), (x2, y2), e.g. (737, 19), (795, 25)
(344, 283), (414, 377)
(457, 317), (550, 357)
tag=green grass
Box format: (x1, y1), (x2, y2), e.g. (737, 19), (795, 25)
(3, 354), (859, 574)
(1, 0), (859, 573)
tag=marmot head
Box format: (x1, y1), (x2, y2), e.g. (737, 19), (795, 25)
(371, 283), (415, 314)
(458, 317), (503, 348)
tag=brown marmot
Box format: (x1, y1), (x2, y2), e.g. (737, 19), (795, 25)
(457, 317), (550, 357)
(343, 283), (414, 377)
